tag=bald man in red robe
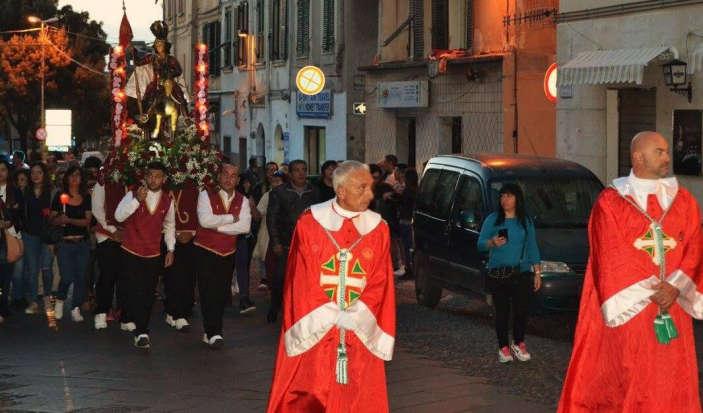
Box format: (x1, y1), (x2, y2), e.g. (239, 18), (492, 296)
(559, 131), (703, 412)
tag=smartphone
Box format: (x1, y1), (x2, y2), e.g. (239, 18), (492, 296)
(498, 228), (509, 241)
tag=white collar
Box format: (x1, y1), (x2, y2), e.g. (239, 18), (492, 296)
(612, 170), (678, 211)
(310, 199), (382, 236)
(219, 189), (237, 201)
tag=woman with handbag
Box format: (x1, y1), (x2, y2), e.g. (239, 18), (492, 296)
(478, 183), (542, 363)
(51, 165), (92, 322)
(0, 159), (23, 324)
(22, 162), (56, 315)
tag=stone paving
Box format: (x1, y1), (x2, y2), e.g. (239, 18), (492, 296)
(0, 292), (552, 413)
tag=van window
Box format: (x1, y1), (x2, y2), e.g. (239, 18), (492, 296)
(490, 177), (602, 228)
(433, 170), (460, 219)
(417, 169), (441, 214)
(452, 175), (484, 223)
(417, 169), (459, 219)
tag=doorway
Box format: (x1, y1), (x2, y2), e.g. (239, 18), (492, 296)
(396, 118), (416, 167)
(618, 89), (656, 176)
(304, 126), (326, 174)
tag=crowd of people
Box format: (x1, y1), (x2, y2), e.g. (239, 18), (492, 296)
(0, 149), (417, 350)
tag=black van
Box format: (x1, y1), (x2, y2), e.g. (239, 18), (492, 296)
(413, 154), (603, 311)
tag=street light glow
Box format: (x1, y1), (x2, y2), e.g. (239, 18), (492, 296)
(27, 16), (41, 24)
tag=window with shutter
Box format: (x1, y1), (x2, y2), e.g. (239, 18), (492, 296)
(431, 0), (448, 50)
(256, 0), (264, 60)
(178, 0), (184, 15)
(214, 21), (221, 74)
(411, 0), (424, 60)
(224, 8), (233, 67)
(322, 0), (335, 53)
(236, 2), (249, 67)
(271, 0), (280, 59)
(296, 0), (310, 57)
(281, 0), (288, 59)
(466, 0), (473, 50)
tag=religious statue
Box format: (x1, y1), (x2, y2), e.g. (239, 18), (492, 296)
(126, 21), (190, 140)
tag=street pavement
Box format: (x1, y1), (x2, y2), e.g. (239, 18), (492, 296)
(0, 283), (553, 413)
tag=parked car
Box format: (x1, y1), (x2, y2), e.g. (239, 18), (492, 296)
(413, 154), (603, 311)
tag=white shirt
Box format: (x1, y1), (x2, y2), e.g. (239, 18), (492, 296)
(0, 184), (20, 239)
(197, 189), (251, 236)
(114, 189), (176, 251)
(91, 183), (118, 244)
(612, 170), (679, 212)
(310, 199), (382, 236)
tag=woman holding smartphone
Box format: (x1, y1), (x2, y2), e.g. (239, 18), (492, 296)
(478, 183), (541, 363)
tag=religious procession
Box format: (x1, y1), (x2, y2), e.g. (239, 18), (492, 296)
(2, 1), (703, 412)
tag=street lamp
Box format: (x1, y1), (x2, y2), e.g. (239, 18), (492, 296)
(27, 15), (59, 146)
(662, 58), (693, 103)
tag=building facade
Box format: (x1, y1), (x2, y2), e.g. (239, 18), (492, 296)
(164, 0), (377, 171)
(362, 0), (558, 170)
(556, 0), (703, 203)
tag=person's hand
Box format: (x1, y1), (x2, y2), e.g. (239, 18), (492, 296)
(176, 231), (194, 244)
(54, 214), (70, 226)
(491, 235), (507, 248)
(164, 251), (175, 268)
(273, 244), (284, 256)
(111, 229), (124, 243)
(651, 281), (680, 311)
(534, 273), (542, 292)
(136, 185), (148, 203)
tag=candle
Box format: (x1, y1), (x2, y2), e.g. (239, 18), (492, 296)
(60, 193), (70, 214)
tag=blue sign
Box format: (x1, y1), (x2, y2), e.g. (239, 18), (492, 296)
(296, 90), (332, 119)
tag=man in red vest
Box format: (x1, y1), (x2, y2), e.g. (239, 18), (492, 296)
(115, 162), (176, 349)
(164, 180), (199, 332)
(92, 178), (129, 331)
(195, 163), (251, 349)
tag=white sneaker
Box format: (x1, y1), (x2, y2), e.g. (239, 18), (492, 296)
(498, 346), (514, 363)
(94, 313), (107, 330)
(71, 307), (84, 322)
(510, 342), (531, 362)
(134, 334), (151, 349)
(203, 334), (224, 349)
(393, 265), (406, 277)
(174, 318), (190, 331)
(165, 314), (176, 328)
(25, 302), (39, 315)
(54, 300), (64, 320)
(121, 322), (136, 332)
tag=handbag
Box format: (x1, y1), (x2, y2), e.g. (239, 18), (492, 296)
(5, 229), (23, 263)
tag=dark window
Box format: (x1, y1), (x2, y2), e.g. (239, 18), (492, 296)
(322, 0), (335, 53)
(224, 8), (233, 67)
(417, 169), (459, 219)
(451, 117), (462, 153)
(270, 0), (288, 60)
(411, 0), (424, 60)
(296, 0), (310, 57)
(178, 0), (184, 14)
(673, 110), (702, 176)
(202, 21), (221, 76)
(223, 136), (232, 153)
(417, 169), (442, 215)
(452, 175), (484, 224)
(466, 0), (473, 50)
(235, 1), (250, 67)
(432, 0), (449, 50)
(256, 0), (265, 60)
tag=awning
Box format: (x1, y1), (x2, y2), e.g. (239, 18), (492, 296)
(558, 46), (677, 86)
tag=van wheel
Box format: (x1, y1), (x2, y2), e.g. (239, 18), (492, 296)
(414, 251), (441, 308)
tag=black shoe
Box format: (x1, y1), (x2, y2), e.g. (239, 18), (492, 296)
(239, 299), (256, 315)
(266, 309), (277, 323)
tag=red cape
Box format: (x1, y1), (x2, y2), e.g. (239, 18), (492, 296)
(267, 205), (395, 413)
(558, 188), (703, 412)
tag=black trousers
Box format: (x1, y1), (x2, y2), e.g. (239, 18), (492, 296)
(197, 247), (235, 338)
(269, 246), (290, 316)
(95, 240), (129, 320)
(124, 252), (161, 336)
(491, 272), (533, 348)
(234, 235), (251, 301)
(164, 241), (197, 319)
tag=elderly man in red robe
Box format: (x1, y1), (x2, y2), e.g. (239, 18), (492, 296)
(558, 131), (703, 412)
(266, 161), (396, 413)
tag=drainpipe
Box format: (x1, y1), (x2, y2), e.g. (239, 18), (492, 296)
(513, 49), (518, 154)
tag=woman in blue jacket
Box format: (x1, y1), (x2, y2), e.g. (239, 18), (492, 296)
(478, 183), (541, 363)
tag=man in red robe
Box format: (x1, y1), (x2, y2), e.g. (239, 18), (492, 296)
(558, 131), (703, 412)
(267, 161), (396, 413)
